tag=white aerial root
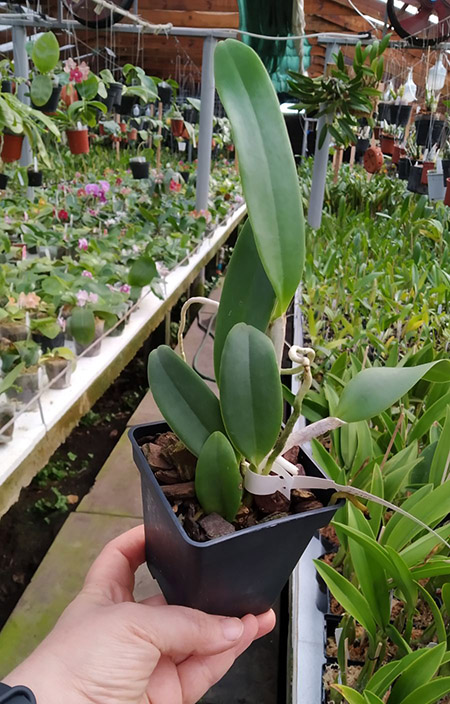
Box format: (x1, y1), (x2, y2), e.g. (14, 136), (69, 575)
(177, 297), (219, 361)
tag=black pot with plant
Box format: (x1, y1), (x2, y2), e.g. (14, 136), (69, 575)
(31, 85), (61, 114)
(389, 104), (412, 127)
(130, 157), (149, 179)
(407, 163), (427, 194)
(397, 156), (411, 180)
(102, 83), (123, 112)
(157, 81), (172, 107)
(415, 115), (446, 147)
(27, 169), (43, 187)
(0, 174), (9, 189)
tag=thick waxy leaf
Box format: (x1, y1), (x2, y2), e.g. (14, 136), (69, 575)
(442, 582), (450, 615)
(331, 685), (365, 704)
(219, 323), (283, 465)
(214, 221), (275, 379)
(214, 39), (304, 312)
(367, 650), (425, 697)
(389, 641), (446, 704)
(70, 307), (95, 345)
(31, 31), (60, 73)
(195, 432), (243, 522)
(313, 559), (376, 643)
(408, 389), (450, 442)
(128, 256), (157, 287)
(363, 693), (383, 704)
(148, 346), (225, 457)
(401, 678), (450, 704)
(416, 582), (447, 643)
(399, 523), (450, 566)
(429, 406), (450, 487)
(30, 75), (52, 106)
(337, 360), (450, 422)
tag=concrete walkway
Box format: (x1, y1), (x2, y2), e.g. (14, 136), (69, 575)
(0, 294), (281, 703)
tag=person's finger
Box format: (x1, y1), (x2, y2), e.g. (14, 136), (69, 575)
(254, 609), (276, 641)
(177, 614), (260, 704)
(146, 656), (182, 704)
(124, 602), (245, 658)
(83, 525), (146, 603)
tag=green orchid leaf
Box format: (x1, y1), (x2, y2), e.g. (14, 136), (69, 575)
(384, 545), (417, 614)
(416, 582), (447, 643)
(399, 523), (450, 567)
(313, 559), (376, 643)
(410, 557), (450, 579)
(385, 624), (412, 657)
(213, 220), (275, 379)
(331, 685), (365, 704)
(442, 582), (450, 616)
(147, 346), (225, 457)
(363, 693), (383, 704)
(69, 307), (95, 345)
(214, 39), (304, 312)
(429, 405), (450, 487)
(0, 362), (25, 396)
(30, 75), (53, 107)
(219, 323), (282, 466)
(367, 463), (383, 537)
(366, 650), (425, 697)
(128, 256), (157, 287)
(389, 641), (446, 704)
(336, 360), (450, 422)
(311, 438), (343, 482)
(31, 31), (60, 74)
(401, 678), (450, 704)
(408, 389), (450, 442)
(77, 73), (99, 101)
(195, 431), (243, 522)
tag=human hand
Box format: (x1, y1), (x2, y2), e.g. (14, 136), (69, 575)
(4, 525), (275, 704)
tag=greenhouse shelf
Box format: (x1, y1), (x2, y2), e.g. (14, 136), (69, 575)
(0, 204), (247, 518)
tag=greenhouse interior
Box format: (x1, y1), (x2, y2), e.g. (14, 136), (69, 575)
(0, 0), (449, 702)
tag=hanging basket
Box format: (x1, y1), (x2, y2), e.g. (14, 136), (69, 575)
(1, 134), (24, 162)
(363, 146), (384, 173)
(66, 128), (90, 155)
(171, 118), (185, 137)
(397, 157), (411, 180)
(380, 134), (395, 155)
(27, 169), (43, 187)
(415, 116), (446, 147)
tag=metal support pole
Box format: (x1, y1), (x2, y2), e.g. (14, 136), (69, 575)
(195, 35), (217, 212)
(307, 115), (332, 229)
(12, 26), (32, 169)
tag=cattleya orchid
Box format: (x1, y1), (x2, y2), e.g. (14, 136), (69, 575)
(64, 58), (90, 84)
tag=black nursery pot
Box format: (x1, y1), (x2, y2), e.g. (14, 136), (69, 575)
(102, 83), (123, 112)
(157, 81), (172, 107)
(415, 116), (446, 147)
(31, 330), (65, 352)
(377, 102), (391, 123)
(397, 157), (411, 180)
(407, 164), (427, 194)
(117, 94), (137, 116)
(389, 104), (412, 127)
(130, 161), (150, 179)
(442, 159), (450, 181)
(32, 85), (61, 113)
(27, 169), (43, 187)
(1, 80), (12, 93)
(355, 138), (369, 155)
(130, 421), (343, 618)
(0, 173), (9, 189)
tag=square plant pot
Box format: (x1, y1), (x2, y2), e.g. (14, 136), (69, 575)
(129, 421), (343, 618)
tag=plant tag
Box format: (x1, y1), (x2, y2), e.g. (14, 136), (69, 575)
(18, 172), (24, 187)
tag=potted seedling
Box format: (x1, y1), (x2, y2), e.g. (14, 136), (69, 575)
(55, 68), (107, 155)
(29, 31), (62, 114)
(157, 79), (173, 107)
(167, 102), (185, 138)
(129, 40), (450, 619)
(0, 302), (28, 342)
(41, 346), (76, 389)
(1, 339), (41, 409)
(97, 69), (122, 112)
(415, 90), (446, 147)
(119, 63), (158, 116)
(0, 363), (24, 443)
(27, 156), (43, 187)
(129, 142), (151, 179)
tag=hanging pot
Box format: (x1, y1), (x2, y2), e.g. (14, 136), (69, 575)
(61, 83), (78, 107)
(414, 116), (446, 147)
(128, 128), (138, 141)
(129, 421), (342, 618)
(441, 159), (450, 181)
(392, 145), (406, 165)
(389, 104), (412, 127)
(356, 139), (369, 155)
(119, 122), (127, 133)
(0, 173), (9, 189)
(1, 134), (24, 163)
(421, 161), (435, 185)
(377, 102), (391, 123)
(32, 85), (61, 114)
(117, 94), (137, 116)
(157, 81), (172, 107)
(171, 118), (185, 137)
(380, 134), (395, 155)
(444, 178), (450, 206)
(27, 169), (43, 187)
(397, 157), (411, 180)
(66, 128), (90, 155)
(102, 82), (123, 112)
(427, 171), (445, 201)
(130, 159), (150, 179)
(407, 164), (427, 194)
(363, 146), (384, 174)
(1, 80), (13, 94)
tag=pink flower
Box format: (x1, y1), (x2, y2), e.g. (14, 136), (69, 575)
(58, 209), (69, 222)
(82, 270), (93, 278)
(64, 58), (77, 74)
(120, 284), (131, 294)
(78, 238), (89, 251)
(23, 211), (29, 222)
(76, 290), (98, 307)
(88, 208), (98, 216)
(22, 245), (27, 260)
(70, 67), (83, 83)
(99, 180), (110, 193)
(169, 178), (181, 192)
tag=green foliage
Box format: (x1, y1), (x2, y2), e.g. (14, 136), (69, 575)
(69, 307), (95, 345)
(31, 32), (60, 74)
(195, 432), (242, 522)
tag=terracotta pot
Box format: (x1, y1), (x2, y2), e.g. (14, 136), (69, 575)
(380, 134), (395, 155)
(61, 83), (78, 107)
(120, 122), (127, 133)
(421, 161), (435, 185)
(181, 127), (190, 140)
(392, 145), (405, 165)
(171, 118), (184, 137)
(1, 134), (24, 162)
(363, 146), (384, 174)
(444, 178), (450, 206)
(66, 128), (90, 155)
(128, 128), (138, 141)
(99, 124), (105, 136)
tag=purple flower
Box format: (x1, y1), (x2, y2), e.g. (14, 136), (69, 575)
(120, 284), (131, 294)
(82, 270), (93, 278)
(76, 290), (98, 307)
(78, 238), (89, 251)
(99, 180), (110, 193)
(85, 183), (101, 197)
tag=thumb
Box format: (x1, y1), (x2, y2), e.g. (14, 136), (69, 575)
(125, 603), (245, 658)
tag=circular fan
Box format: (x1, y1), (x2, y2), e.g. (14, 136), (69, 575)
(387, 0), (450, 47)
(63, 0), (135, 28)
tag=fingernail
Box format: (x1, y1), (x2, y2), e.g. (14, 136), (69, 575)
(221, 618), (244, 641)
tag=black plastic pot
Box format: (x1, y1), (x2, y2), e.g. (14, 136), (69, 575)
(102, 83), (123, 112)
(407, 164), (427, 194)
(397, 157), (411, 180)
(389, 104), (412, 127)
(32, 85), (61, 113)
(377, 102), (391, 123)
(157, 81), (172, 107)
(130, 421), (342, 617)
(442, 159), (450, 181)
(1, 80), (12, 93)
(117, 94), (137, 116)
(355, 138), (369, 155)
(415, 116), (446, 147)
(27, 169), (43, 187)
(180, 171), (189, 183)
(0, 173), (9, 189)
(130, 160), (150, 179)
(32, 330), (65, 352)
